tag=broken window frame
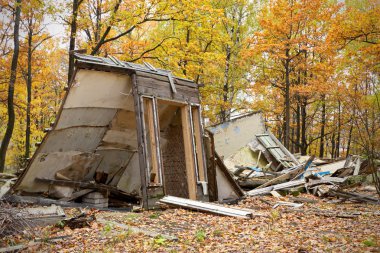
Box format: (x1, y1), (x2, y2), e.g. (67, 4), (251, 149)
(140, 95), (207, 198)
(190, 104), (207, 183)
(141, 96), (163, 186)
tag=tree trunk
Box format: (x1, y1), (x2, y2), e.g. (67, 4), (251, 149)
(319, 95), (326, 158)
(300, 98), (307, 155)
(220, 44), (231, 123)
(291, 111), (295, 153)
(331, 133), (335, 159)
(0, 0), (22, 173)
(346, 120), (353, 157)
(182, 28), (190, 76)
(284, 50), (291, 149)
(68, 0), (81, 85)
(25, 17), (33, 160)
(295, 98), (300, 153)
(335, 101), (341, 158)
(95, 0), (101, 43)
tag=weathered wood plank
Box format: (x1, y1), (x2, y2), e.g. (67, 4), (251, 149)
(159, 196), (254, 218)
(181, 106), (197, 200)
(136, 71), (197, 88)
(137, 86), (200, 104)
(131, 73), (149, 208)
(145, 98), (159, 184)
(59, 189), (94, 202)
(204, 131), (218, 201)
(192, 106), (206, 181)
(137, 76), (197, 93)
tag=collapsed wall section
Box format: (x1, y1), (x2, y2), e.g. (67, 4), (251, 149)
(14, 69), (141, 199)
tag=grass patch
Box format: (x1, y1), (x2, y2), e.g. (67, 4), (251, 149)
(149, 212), (161, 219)
(195, 229), (206, 242)
(213, 229), (223, 237)
(362, 238), (376, 247)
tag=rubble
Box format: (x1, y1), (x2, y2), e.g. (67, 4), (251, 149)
(207, 114), (380, 205)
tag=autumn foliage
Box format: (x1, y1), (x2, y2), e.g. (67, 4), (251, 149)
(0, 0), (379, 171)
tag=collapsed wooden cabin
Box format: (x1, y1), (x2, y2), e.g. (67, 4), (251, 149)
(10, 54), (241, 209)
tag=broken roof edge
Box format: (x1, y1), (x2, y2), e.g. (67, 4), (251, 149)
(73, 53), (197, 86)
(206, 110), (264, 129)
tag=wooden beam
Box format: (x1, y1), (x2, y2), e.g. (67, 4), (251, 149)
(204, 131), (218, 201)
(145, 98), (159, 184)
(152, 98), (163, 184)
(159, 196), (254, 218)
(59, 189), (94, 202)
(131, 73), (149, 209)
(191, 106), (206, 181)
(181, 105), (197, 200)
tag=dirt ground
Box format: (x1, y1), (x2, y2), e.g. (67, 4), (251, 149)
(1, 193), (380, 253)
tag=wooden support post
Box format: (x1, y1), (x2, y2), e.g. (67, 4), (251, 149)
(145, 98), (159, 184)
(181, 105), (197, 200)
(131, 73), (149, 209)
(204, 131), (217, 201)
(191, 106), (206, 181)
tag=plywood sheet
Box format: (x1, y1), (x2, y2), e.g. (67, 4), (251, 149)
(116, 153), (141, 196)
(208, 112), (266, 159)
(39, 127), (107, 153)
(216, 164), (239, 202)
(110, 110), (136, 130)
(56, 108), (117, 129)
(16, 151), (102, 193)
(101, 129), (138, 150)
(95, 149), (134, 177)
(64, 69), (134, 110)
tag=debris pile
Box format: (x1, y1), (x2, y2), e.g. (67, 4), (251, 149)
(208, 112), (379, 204)
(0, 203), (34, 237)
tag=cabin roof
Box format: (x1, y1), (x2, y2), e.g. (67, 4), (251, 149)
(74, 53), (196, 85)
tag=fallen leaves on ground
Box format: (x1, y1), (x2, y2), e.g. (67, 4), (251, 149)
(1, 193), (379, 252)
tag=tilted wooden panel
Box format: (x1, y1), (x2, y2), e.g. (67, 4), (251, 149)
(136, 75), (200, 104)
(136, 71), (197, 88)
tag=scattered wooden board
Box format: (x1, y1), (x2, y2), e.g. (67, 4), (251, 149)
(159, 196), (254, 219)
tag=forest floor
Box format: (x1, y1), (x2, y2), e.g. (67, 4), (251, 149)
(2, 193), (380, 253)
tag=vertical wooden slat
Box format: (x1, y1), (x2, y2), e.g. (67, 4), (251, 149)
(131, 73), (148, 208)
(152, 98), (163, 184)
(204, 130), (217, 201)
(191, 106), (206, 181)
(145, 98), (159, 184)
(181, 105), (197, 200)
